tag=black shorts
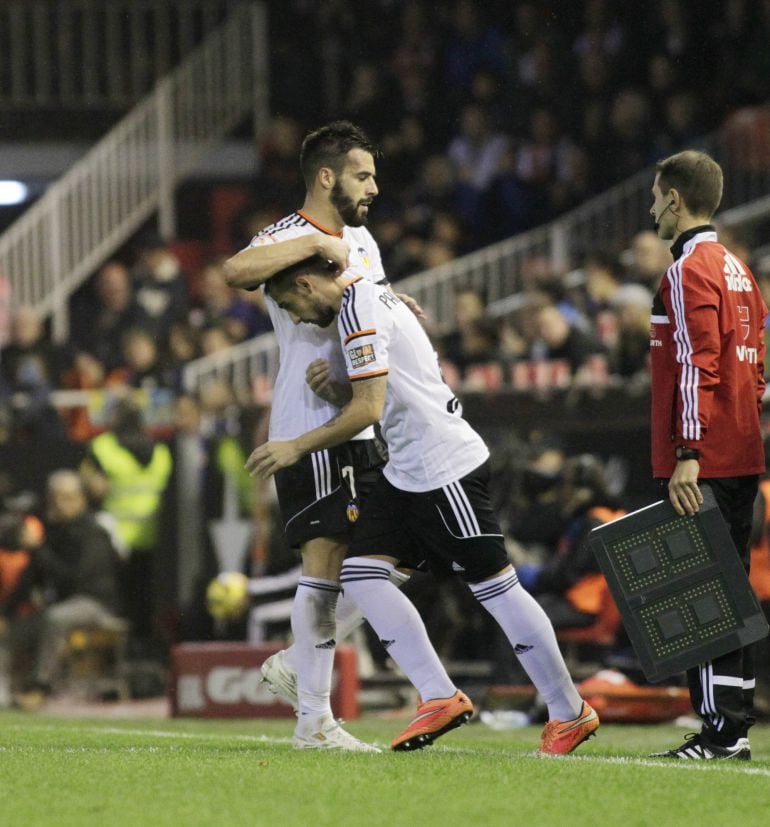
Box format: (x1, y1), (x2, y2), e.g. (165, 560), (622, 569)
(274, 439), (386, 548)
(347, 461), (508, 583)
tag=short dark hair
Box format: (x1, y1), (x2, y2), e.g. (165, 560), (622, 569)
(299, 121), (377, 188)
(656, 150), (723, 218)
(265, 255), (335, 298)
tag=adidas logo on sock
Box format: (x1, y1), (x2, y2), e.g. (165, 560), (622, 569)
(514, 643), (533, 654)
(380, 639), (395, 650)
(315, 639), (337, 650)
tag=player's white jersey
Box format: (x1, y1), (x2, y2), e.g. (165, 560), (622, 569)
(338, 278), (488, 492)
(249, 211), (385, 440)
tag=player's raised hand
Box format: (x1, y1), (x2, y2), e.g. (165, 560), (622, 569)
(246, 440), (301, 478)
(317, 234), (350, 272)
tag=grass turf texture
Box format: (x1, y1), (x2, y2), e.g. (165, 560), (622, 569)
(1, 711), (769, 826)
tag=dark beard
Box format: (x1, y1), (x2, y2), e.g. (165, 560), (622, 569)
(331, 181), (367, 227)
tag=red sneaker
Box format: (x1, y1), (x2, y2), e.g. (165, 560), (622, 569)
(539, 701), (599, 755)
(391, 690), (474, 751)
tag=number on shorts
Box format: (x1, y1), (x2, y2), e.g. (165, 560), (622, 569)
(341, 465), (357, 498)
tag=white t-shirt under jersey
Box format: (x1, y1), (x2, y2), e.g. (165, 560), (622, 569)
(249, 211), (385, 441)
(338, 278), (489, 492)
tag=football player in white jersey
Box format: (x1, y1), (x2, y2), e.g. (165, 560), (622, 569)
(247, 257), (600, 756)
(225, 122), (417, 752)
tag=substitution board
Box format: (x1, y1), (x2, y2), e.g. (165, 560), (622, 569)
(589, 486), (769, 682)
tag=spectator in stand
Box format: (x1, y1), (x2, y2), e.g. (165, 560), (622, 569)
(600, 89), (654, 188)
(439, 288), (498, 377)
(0, 511), (44, 707)
(608, 283), (653, 381)
(522, 454), (625, 629)
(80, 401), (172, 656)
(1, 306), (62, 395)
(441, 0), (508, 106)
(132, 236), (189, 342)
(106, 327), (175, 393)
(250, 116), (305, 214)
(71, 261), (150, 372)
(623, 229), (671, 290)
(447, 103), (509, 230)
(529, 301), (609, 381)
(8, 470), (124, 711)
(0, 306), (69, 440)
(199, 326), (236, 358)
(190, 258), (271, 343)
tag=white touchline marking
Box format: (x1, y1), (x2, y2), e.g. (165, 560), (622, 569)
(5, 724), (768, 775)
(430, 744), (770, 777)
(5, 723), (295, 745)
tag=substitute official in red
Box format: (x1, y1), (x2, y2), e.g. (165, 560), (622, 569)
(649, 150), (767, 760)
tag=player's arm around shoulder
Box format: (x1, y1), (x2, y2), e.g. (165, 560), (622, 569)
(224, 233), (350, 290)
(245, 375), (386, 479)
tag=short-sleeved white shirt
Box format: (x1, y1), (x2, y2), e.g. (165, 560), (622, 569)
(338, 278), (489, 492)
(249, 211), (385, 440)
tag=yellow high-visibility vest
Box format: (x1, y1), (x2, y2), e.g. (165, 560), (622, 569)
(90, 432), (173, 552)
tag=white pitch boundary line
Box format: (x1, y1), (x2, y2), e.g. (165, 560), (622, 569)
(6, 724), (770, 777)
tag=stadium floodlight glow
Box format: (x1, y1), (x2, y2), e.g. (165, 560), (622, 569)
(0, 180), (29, 205)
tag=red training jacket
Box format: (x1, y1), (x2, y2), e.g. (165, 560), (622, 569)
(650, 227), (767, 478)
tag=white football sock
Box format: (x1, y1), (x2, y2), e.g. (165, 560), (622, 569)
(283, 568), (411, 671)
(469, 569), (582, 721)
(341, 557), (455, 701)
(291, 576), (339, 722)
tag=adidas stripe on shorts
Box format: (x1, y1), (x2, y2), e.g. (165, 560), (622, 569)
(347, 460), (508, 582)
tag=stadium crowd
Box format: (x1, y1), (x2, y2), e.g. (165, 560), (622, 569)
(1, 0), (770, 707)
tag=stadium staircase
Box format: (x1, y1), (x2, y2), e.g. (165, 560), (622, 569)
(0, 0), (268, 341)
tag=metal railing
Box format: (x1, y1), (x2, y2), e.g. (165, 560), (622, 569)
(0, 1), (268, 341)
(0, 0), (234, 109)
(181, 107), (770, 396)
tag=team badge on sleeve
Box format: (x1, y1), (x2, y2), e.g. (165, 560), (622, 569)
(347, 343), (377, 368)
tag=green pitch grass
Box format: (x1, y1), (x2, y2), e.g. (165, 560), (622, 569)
(1, 711), (769, 827)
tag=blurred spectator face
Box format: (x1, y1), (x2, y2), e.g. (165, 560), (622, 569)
(168, 323), (198, 363)
(536, 305), (570, 347)
(631, 230), (670, 282)
(422, 241), (455, 268)
(122, 329), (158, 371)
(72, 352), (105, 387)
(200, 262), (232, 309)
(664, 91), (697, 135)
(46, 471), (87, 523)
(401, 116), (426, 152)
(97, 262), (132, 311)
(200, 326), (233, 356)
(454, 289), (485, 327)
(198, 378), (234, 418)
(612, 283), (653, 329)
(432, 212), (461, 246)
(10, 306), (43, 347)
(531, 108), (557, 144)
(459, 104), (489, 143)
(648, 54), (675, 94)
(610, 90), (650, 138)
(173, 394), (201, 433)
(579, 51), (609, 93)
(262, 115), (302, 161)
(421, 156), (456, 195)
